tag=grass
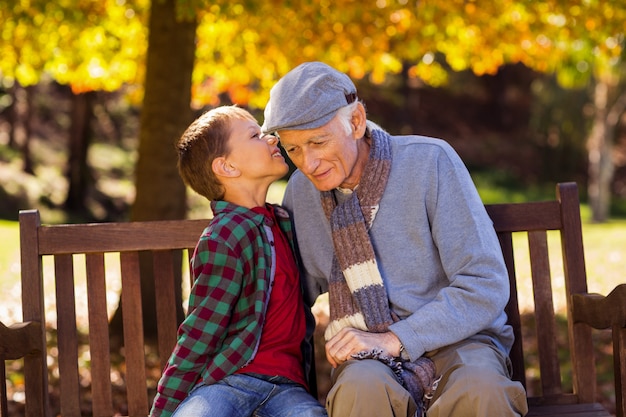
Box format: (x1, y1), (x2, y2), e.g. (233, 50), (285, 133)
(1, 183), (624, 415)
(0, 219), (22, 324)
(511, 220), (625, 313)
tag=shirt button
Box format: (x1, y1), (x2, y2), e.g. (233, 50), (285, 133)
(270, 241), (275, 246)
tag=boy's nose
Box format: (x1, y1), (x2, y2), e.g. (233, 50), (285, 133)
(264, 134), (278, 145)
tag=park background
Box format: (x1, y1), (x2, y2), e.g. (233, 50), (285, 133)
(0, 0), (625, 415)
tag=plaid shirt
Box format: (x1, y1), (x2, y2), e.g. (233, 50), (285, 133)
(150, 201), (298, 417)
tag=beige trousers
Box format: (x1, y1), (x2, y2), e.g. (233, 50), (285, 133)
(325, 337), (528, 417)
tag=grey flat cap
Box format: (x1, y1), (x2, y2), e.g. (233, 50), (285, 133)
(262, 62), (357, 133)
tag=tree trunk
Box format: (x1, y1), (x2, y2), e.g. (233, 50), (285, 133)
(64, 91), (96, 214)
(6, 84), (17, 149)
(9, 83), (35, 174)
(586, 80), (626, 222)
(109, 0), (197, 342)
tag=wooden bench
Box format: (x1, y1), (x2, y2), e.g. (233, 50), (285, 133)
(485, 182), (624, 417)
(7, 181), (625, 417)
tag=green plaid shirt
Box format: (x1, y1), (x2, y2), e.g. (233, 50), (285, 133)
(150, 201), (297, 417)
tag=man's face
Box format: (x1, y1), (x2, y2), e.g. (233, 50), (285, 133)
(278, 114), (362, 191)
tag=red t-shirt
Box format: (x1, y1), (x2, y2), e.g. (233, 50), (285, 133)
(236, 204), (307, 387)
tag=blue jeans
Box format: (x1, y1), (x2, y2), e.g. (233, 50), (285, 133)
(172, 373), (327, 417)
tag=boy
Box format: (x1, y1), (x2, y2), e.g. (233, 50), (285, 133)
(150, 106), (326, 417)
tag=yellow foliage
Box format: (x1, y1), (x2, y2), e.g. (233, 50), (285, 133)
(15, 63), (38, 86)
(1, 0), (624, 105)
(410, 61), (448, 87)
(0, 0), (147, 91)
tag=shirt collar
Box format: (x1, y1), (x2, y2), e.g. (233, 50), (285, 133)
(210, 200), (266, 224)
(210, 200), (289, 227)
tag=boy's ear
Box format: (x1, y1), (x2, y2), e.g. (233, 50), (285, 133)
(212, 157), (240, 178)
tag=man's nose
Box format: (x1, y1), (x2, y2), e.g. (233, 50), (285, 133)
(301, 150), (319, 174)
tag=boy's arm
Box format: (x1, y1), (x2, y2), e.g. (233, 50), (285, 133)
(150, 236), (243, 416)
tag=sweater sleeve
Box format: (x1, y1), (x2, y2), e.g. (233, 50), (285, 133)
(388, 140), (511, 359)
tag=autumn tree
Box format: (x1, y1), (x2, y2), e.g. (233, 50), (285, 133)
(416, 0), (626, 222)
(0, 0), (148, 215)
(2, 0), (625, 342)
(3, 0), (624, 221)
(0, 0), (196, 337)
(110, 0), (197, 338)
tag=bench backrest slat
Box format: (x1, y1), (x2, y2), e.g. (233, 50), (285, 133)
(528, 230), (561, 396)
(486, 200), (562, 231)
(120, 251), (150, 416)
(86, 253), (114, 417)
(153, 250), (181, 371)
(37, 220), (208, 254)
(53, 254), (81, 416)
(498, 232), (525, 386)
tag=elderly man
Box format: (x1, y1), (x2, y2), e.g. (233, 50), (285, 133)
(261, 62), (528, 417)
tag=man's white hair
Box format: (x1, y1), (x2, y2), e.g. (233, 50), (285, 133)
(335, 100), (360, 135)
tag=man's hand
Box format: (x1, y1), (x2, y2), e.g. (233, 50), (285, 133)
(325, 328), (402, 368)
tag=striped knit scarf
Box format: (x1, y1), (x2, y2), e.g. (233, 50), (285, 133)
(320, 127), (437, 416)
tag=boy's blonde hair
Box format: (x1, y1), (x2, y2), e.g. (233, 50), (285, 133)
(177, 105), (257, 201)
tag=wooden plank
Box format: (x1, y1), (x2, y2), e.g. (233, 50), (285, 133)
(527, 231), (562, 396)
(1, 350), (6, 417)
(486, 201), (562, 233)
(0, 318), (42, 417)
(19, 210), (44, 324)
(497, 232), (526, 386)
(0, 321), (41, 360)
(37, 219), (208, 255)
(556, 184), (596, 404)
(153, 250), (179, 371)
(120, 252), (149, 416)
(557, 183), (588, 296)
(18, 210), (49, 417)
(187, 247), (196, 289)
(527, 402), (611, 416)
(615, 326), (626, 417)
(572, 284), (626, 329)
(85, 253), (113, 416)
(572, 284), (626, 417)
(53, 254), (81, 416)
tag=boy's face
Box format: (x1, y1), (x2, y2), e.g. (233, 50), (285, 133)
(226, 117), (288, 182)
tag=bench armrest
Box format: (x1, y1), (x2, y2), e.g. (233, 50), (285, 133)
(572, 284), (626, 329)
(0, 321), (42, 360)
(572, 284), (626, 417)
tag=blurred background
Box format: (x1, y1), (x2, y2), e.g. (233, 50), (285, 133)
(1, 0), (625, 224)
(1, 0), (625, 415)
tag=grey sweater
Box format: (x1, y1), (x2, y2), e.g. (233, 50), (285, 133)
(282, 125), (514, 361)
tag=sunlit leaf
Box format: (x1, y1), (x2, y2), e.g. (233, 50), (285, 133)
(0, 0), (624, 106)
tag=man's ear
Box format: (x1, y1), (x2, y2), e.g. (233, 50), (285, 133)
(212, 157), (240, 178)
(351, 103), (367, 139)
